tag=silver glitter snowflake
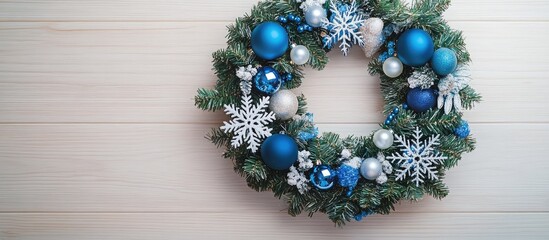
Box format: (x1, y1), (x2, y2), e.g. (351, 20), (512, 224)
(321, 0), (365, 56)
(220, 95), (276, 153)
(387, 127), (448, 186)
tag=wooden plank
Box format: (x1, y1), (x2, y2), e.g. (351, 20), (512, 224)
(0, 21), (547, 123)
(0, 123), (547, 213)
(1, 212), (548, 239)
(0, 0), (547, 22)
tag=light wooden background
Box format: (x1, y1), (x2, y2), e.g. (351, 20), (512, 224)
(0, 0), (548, 239)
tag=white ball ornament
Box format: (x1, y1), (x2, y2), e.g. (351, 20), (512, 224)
(360, 158), (382, 180)
(373, 129), (394, 149)
(290, 45), (310, 65)
(269, 89), (299, 120)
(382, 57), (403, 78)
(304, 5), (326, 28)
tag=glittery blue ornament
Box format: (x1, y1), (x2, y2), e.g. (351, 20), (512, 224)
(397, 28), (434, 67)
(337, 164), (360, 196)
(310, 165), (336, 190)
(251, 21), (289, 60)
(253, 66), (282, 95)
(354, 210), (372, 221)
(260, 134), (298, 170)
(406, 87), (437, 113)
(431, 48), (457, 76)
(454, 120), (470, 139)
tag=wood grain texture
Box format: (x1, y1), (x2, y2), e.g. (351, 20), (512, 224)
(0, 0), (548, 239)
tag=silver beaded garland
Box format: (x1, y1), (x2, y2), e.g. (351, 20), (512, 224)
(290, 45), (310, 65)
(360, 158), (382, 180)
(382, 57), (403, 78)
(268, 89), (298, 120)
(373, 129), (394, 149)
(304, 5), (326, 28)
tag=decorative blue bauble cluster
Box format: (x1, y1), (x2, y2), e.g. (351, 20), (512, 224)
(251, 21), (289, 60)
(310, 165), (336, 190)
(260, 134), (298, 170)
(254, 66), (282, 95)
(378, 41), (395, 63)
(397, 28), (434, 67)
(336, 164), (360, 196)
(454, 120), (470, 139)
(406, 87), (437, 113)
(431, 48), (457, 76)
(276, 14), (314, 33)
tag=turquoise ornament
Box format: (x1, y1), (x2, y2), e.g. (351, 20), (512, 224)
(406, 87), (437, 113)
(251, 21), (289, 60)
(310, 165), (336, 190)
(397, 29), (434, 67)
(431, 48), (457, 76)
(260, 134), (298, 170)
(253, 66), (282, 95)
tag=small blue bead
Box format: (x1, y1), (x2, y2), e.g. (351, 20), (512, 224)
(287, 14), (296, 21)
(277, 16), (287, 23)
(294, 16), (301, 23)
(384, 120), (391, 125)
(297, 25), (305, 33)
(305, 25), (313, 31)
(387, 114), (394, 120)
(392, 107), (400, 114)
(402, 103), (408, 109)
(284, 73), (293, 81)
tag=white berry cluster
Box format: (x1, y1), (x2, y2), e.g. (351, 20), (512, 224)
(287, 150), (314, 194)
(296, 0), (326, 11)
(235, 65), (258, 95)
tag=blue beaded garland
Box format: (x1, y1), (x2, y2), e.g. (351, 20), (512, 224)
(294, 16), (301, 23)
(397, 28), (434, 67)
(260, 134), (298, 170)
(251, 21), (289, 60)
(276, 16), (288, 24)
(287, 14), (296, 21)
(297, 25), (305, 33)
(406, 87), (437, 113)
(431, 48), (458, 76)
(253, 66), (282, 95)
(310, 165), (336, 190)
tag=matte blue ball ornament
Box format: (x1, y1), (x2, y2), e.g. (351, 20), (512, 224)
(253, 66), (282, 95)
(431, 48), (458, 76)
(251, 21), (289, 60)
(260, 134), (298, 170)
(310, 165), (336, 190)
(397, 28), (434, 67)
(406, 87), (437, 113)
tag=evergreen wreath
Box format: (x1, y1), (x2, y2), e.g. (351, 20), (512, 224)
(195, 0), (481, 225)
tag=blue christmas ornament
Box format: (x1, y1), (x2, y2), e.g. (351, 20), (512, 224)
(406, 87), (437, 113)
(251, 21), (289, 60)
(454, 120), (470, 139)
(431, 48), (457, 76)
(253, 66), (282, 95)
(337, 164), (360, 196)
(260, 134), (298, 170)
(397, 28), (434, 67)
(310, 165), (336, 190)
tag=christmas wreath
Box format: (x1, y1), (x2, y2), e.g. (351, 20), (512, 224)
(195, 0), (481, 225)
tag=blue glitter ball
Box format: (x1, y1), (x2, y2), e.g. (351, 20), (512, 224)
(337, 164), (360, 196)
(310, 165), (336, 190)
(406, 87), (437, 113)
(253, 66), (282, 95)
(397, 28), (434, 67)
(260, 134), (298, 170)
(251, 21), (289, 60)
(378, 52), (389, 62)
(454, 120), (470, 139)
(354, 210), (372, 221)
(431, 47), (458, 76)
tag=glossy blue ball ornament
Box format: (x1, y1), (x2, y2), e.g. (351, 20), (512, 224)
(431, 48), (458, 76)
(397, 28), (434, 67)
(253, 66), (282, 95)
(310, 165), (336, 190)
(251, 21), (289, 60)
(406, 87), (437, 113)
(260, 134), (298, 170)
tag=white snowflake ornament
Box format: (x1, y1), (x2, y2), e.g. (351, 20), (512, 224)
(387, 127), (448, 186)
(220, 95), (276, 153)
(438, 64), (471, 114)
(321, 0), (365, 56)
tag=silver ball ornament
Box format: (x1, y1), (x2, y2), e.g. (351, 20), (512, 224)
(382, 57), (403, 78)
(304, 5), (326, 28)
(290, 45), (310, 65)
(269, 89), (298, 120)
(360, 158), (382, 180)
(373, 129), (394, 150)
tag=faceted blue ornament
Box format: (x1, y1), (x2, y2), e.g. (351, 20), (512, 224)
(260, 134), (298, 170)
(251, 21), (289, 60)
(406, 87), (437, 113)
(253, 66), (282, 95)
(397, 28), (434, 67)
(310, 165), (336, 190)
(431, 48), (458, 76)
